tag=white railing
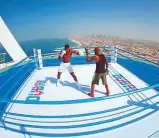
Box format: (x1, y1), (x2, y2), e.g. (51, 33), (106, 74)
(0, 53), (6, 70)
(0, 53), (6, 64)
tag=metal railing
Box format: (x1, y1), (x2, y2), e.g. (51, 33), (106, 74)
(0, 53), (6, 64)
(0, 46), (159, 135)
(1, 46), (159, 104)
(0, 56), (36, 129)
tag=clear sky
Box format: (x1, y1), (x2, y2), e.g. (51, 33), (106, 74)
(0, 0), (159, 41)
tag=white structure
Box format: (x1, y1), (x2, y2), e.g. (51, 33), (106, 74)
(33, 48), (38, 68)
(111, 45), (118, 63)
(33, 48), (43, 69)
(37, 49), (43, 68)
(0, 63), (159, 138)
(0, 16), (27, 62)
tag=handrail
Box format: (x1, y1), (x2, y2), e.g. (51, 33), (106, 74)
(117, 47), (159, 67)
(0, 57), (29, 74)
(0, 53), (6, 56)
(42, 53), (58, 56)
(78, 45), (111, 49)
(0, 46), (158, 105)
(1, 60), (33, 100)
(2, 93), (157, 117)
(42, 46), (111, 57)
(0, 83), (158, 105)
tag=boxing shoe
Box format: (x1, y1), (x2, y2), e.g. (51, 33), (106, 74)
(105, 84), (110, 96)
(56, 80), (61, 87)
(106, 91), (110, 96)
(76, 81), (81, 90)
(88, 93), (94, 98)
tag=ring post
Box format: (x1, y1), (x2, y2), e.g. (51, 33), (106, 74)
(115, 45), (118, 63)
(111, 45), (118, 63)
(37, 49), (43, 69)
(33, 48), (38, 69)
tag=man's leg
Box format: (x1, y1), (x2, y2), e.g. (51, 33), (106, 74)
(56, 62), (65, 86)
(67, 63), (81, 90)
(67, 64), (78, 82)
(56, 72), (62, 86)
(70, 72), (81, 90)
(88, 73), (99, 98)
(88, 83), (95, 97)
(57, 72), (62, 80)
(105, 83), (110, 96)
(102, 73), (110, 96)
(70, 72), (78, 82)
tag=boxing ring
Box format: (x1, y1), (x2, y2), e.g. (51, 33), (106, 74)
(0, 46), (159, 138)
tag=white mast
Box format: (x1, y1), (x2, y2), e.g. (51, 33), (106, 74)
(0, 16), (27, 62)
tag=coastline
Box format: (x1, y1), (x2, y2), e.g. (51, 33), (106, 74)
(71, 39), (82, 46)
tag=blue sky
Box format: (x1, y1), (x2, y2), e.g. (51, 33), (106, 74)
(0, 0), (159, 41)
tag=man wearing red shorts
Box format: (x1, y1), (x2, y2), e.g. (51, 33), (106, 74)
(86, 47), (110, 97)
(57, 44), (81, 89)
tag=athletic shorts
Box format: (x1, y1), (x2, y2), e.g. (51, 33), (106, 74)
(58, 62), (74, 73)
(92, 73), (107, 85)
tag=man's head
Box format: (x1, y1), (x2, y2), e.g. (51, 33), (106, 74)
(94, 47), (101, 55)
(64, 44), (70, 52)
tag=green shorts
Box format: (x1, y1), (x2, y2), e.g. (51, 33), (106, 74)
(92, 73), (107, 85)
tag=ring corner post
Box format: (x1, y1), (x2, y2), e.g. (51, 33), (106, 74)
(115, 45), (118, 63)
(33, 48), (38, 69)
(33, 48), (43, 69)
(37, 49), (43, 69)
(111, 45), (118, 63)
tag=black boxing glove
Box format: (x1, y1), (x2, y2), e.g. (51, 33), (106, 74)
(77, 51), (80, 55)
(85, 48), (89, 55)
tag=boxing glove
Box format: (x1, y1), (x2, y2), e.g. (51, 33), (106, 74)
(85, 48), (89, 55)
(60, 50), (66, 57)
(78, 51), (84, 56)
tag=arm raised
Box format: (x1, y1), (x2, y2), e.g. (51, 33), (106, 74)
(72, 50), (80, 55)
(86, 55), (99, 62)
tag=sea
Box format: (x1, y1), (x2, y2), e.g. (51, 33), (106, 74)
(0, 38), (77, 62)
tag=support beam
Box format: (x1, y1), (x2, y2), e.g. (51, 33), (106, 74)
(111, 45), (118, 63)
(0, 16), (27, 62)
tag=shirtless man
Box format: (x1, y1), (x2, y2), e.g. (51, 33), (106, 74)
(86, 47), (110, 97)
(57, 44), (80, 89)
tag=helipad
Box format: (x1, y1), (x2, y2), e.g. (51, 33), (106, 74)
(0, 61), (159, 138)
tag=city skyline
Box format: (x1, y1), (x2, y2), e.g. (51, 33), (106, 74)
(0, 0), (159, 42)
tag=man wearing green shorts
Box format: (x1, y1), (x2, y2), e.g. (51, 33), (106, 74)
(86, 47), (110, 97)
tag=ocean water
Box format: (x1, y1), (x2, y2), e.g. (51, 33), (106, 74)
(0, 38), (77, 62)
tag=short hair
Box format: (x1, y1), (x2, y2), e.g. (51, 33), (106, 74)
(94, 47), (101, 54)
(65, 44), (70, 49)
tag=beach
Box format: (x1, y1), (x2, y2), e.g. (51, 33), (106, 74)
(71, 39), (82, 46)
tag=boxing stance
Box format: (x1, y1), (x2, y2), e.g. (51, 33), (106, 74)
(57, 44), (80, 89)
(86, 47), (110, 97)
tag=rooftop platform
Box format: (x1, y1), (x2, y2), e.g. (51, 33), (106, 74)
(0, 63), (159, 138)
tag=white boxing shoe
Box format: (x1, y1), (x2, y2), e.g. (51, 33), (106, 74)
(76, 82), (81, 90)
(56, 80), (61, 87)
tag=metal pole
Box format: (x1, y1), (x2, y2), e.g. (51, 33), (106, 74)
(111, 46), (115, 63)
(33, 48), (38, 69)
(111, 45), (118, 63)
(0, 117), (7, 130)
(37, 49), (43, 69)
(115, 45), (118, 63)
